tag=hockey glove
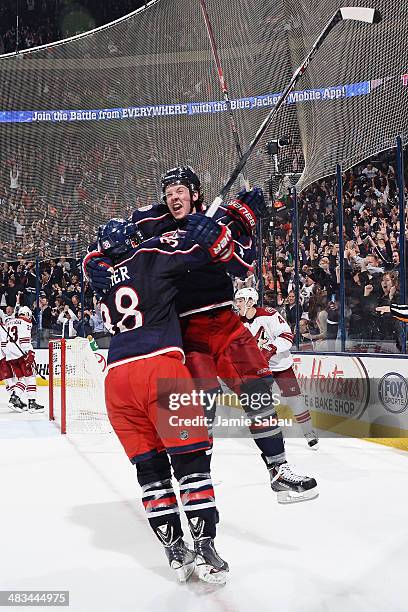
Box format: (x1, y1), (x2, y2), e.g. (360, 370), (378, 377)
(83, 250), (113, 293)
(226, 187), (269, 236)
(25, 350), (35, 366)
(185, 214), (234, 262)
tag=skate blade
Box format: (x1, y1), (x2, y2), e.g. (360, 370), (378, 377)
(9, 404), (27, 413)
(197, 563), (229, 585)
(307, 441), (319, 451)
(277, 487), (319, 504)
(171, 559), (195, 583)
(28, 407), (44, 414)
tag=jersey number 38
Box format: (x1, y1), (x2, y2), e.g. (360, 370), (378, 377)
(100, 287), (143, 334)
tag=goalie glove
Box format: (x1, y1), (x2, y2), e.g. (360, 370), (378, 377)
(25, 350), (35, 367)
(185, 214), (234, 262)
(225, 187), (268, 236)
(83, 250), (113, 293)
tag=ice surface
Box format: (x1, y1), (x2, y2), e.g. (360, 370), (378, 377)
(1, 387), (407, 612)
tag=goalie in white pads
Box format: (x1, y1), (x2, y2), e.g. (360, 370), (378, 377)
(5, 307), (44, 414)
(235, 288), (318, 449)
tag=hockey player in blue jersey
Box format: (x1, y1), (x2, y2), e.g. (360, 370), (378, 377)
(96, 216), (234, 584)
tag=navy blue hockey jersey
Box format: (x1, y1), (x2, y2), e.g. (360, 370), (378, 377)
(101, 235), (212, 368)
(132, 204), (255, 316)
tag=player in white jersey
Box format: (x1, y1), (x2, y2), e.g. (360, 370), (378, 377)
(235, 288), (319, 449)
(5, 307), (44, 413)
(0, 309), (20, 410)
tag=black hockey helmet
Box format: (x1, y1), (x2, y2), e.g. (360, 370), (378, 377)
(161, 166), (204, 210)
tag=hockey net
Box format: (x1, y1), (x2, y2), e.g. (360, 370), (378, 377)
(48, 338), (110, 434)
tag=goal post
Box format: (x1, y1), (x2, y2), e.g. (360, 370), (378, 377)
(48, 337), (111, 434)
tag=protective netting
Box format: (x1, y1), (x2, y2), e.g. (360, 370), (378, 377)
(49, 337), (110, 433)
(0, 0), (406, 259)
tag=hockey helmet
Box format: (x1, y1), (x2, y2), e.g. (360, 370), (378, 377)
(161, 166), (204, 210)
(97, 218), (143, 259)
(234, 287), (259, 305)
(18, 306), (32, 320)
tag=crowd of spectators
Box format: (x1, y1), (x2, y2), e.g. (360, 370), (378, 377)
(1, 148), (407, 354)
(0, 137), (148, 260)
(234, 150), (408, 353)
(0, 4), (406, 353)
(0, 255), (110, 347)
(0, 0), (144, 54)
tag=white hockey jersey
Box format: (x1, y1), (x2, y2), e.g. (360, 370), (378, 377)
(241, 307), (294, 372)
(5, 316), (34, 361)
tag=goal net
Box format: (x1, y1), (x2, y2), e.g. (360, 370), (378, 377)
(49, 338), (110, 434)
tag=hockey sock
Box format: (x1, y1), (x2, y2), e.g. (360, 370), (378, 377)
(13, 379), (26, 399)
(171, 450), (217, 539)
(240, 378), (286, 464)
(25, 375), (37, 400)
(285, 394), (315, 438)
(136, 451), (183, 542)
(5, 378), (15, 397)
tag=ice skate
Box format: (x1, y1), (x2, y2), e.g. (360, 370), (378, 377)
(163, 537), (196, 583)
(28, 399), (45, 414)
(194, 537), (229, 584)
(9, 392), (27, 413)
(266, 460), (318, 504)
(305, 431), (319, 450)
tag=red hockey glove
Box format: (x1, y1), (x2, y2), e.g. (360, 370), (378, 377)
(268, 344), (277, 356)
(25, 350), (35, 366)
(226, 187), (268, 236)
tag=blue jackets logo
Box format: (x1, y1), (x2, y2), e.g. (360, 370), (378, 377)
(378, 373), (408, 414)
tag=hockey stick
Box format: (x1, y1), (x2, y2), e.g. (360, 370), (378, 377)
(199, 0), (249, 189)
(205, 6), (381, 218)
(0, 320), (46, 380)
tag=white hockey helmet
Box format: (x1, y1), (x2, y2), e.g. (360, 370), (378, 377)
(18, 306), (32, 320)
(234, 287), (259, 305)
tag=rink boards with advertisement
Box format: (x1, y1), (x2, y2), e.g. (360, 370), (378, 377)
(20, 349), (408, 447)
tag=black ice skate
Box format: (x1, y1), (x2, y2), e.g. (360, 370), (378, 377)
(9, 392), (27, 413)
(163, 537), (196, 583)
(265, 459), (318, 504)
(28, 399), (45, 414)
(305, 431), (319, 450)
(193, 537), (229, 584)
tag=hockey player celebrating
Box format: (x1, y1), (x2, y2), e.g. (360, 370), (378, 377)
(5, 307), (44, 413)
(235, 288), (319, 449)
(85, 167), (318, 504)
(94, 217), (232, 584)
(0, 311), (20, 411)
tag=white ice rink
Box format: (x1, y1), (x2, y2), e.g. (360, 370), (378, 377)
(1, 387), (407, 612)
